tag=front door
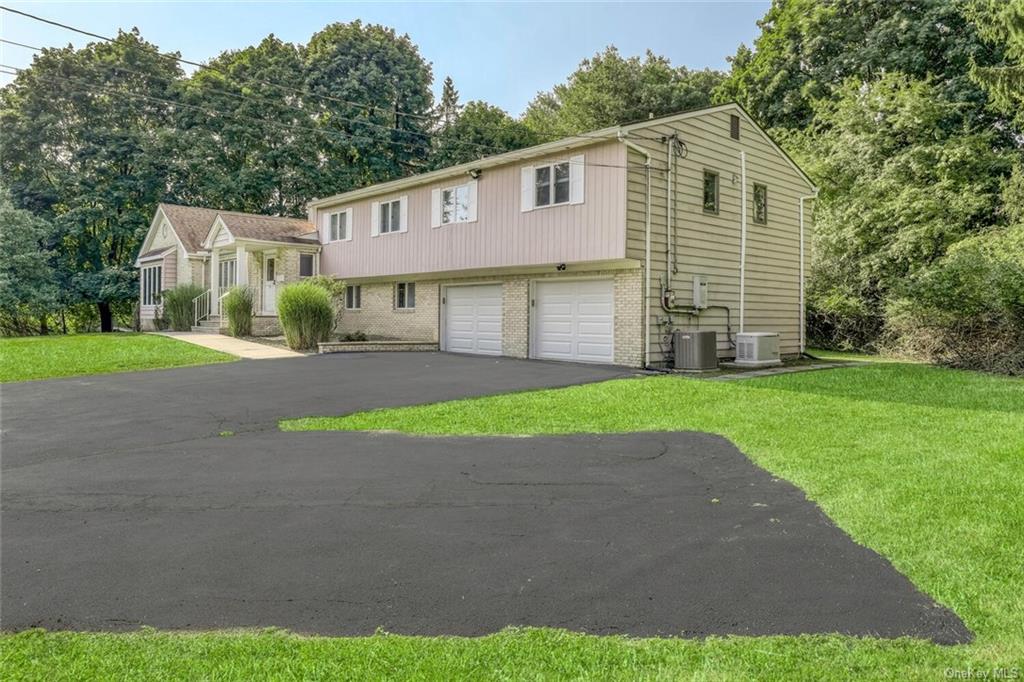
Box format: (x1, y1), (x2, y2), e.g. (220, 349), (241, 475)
(263, 257), (277, 314)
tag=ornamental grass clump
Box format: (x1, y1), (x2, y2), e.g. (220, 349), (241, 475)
(277, 281), (334, 350)
(221, 286), (254, 337)
(159, 283), (205, 331)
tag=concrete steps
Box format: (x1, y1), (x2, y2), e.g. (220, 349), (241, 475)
(191, 317), (221, 333)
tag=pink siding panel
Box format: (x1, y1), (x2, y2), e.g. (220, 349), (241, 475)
(163, 251), (177, 290)
(318, 141), (627, 279)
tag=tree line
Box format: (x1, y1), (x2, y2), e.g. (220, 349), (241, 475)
(1, 1), (1022, 373)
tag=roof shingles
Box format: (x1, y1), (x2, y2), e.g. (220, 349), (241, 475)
(157, 203), (316, 253)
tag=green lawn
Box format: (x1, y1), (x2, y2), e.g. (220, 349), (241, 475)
(0, 333), (234, 382)
(5, 359), (1023, 679)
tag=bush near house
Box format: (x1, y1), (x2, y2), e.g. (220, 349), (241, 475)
(159, 284), (205, 332)
(277, 281), (334, 350)
(221, 286), (254, 337)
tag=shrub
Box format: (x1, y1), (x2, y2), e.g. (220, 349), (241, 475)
(221, 286), (254, 337)
(277, 281), (334, 350)
(886, 224), (1024, 374)
(160, 283), (205, 331)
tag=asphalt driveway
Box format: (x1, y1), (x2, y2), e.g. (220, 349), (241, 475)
(1, 353), (969, 641)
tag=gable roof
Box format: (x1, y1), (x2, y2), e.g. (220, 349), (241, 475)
(309, 102), (816, 210)
(215, 212), (317, 244)
(156, 203), (317, 254)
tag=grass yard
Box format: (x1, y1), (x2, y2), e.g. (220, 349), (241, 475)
(4, 358), (1022, 679)
(0, 333), (234, 382)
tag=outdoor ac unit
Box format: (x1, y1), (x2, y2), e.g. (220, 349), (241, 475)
(673, 330), (718, 370)
(735, 332), (781, 367)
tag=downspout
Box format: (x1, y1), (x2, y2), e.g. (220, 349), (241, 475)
(798, 191), (818, 354)
(619, 131), (653, 368)
(666, 136), (674, 281)
(739, 151), (748, 334)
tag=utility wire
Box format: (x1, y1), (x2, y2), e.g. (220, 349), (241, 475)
(0, 7), (665, 147)
(0, 63), (659, 173)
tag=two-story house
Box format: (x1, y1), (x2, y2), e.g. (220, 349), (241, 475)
(138, 103), (816, 368)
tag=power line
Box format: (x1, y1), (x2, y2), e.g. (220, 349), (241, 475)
(0, 6), (658, 147)
(0, 63), (657, 173)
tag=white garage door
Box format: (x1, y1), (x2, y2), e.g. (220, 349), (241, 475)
(444, 284), (503, 355)
(534, 279), (614, 363)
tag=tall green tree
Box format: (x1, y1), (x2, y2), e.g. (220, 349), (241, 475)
(305, 21), (434, 189)
(791, 74), (1014, 346)
(969, 0), (1024, 128)
(435, 76), (462, 130)
(428, 101), (539, 170)
(523, 47), (724, 137)
(0, 190), (58, 335)
(716, 0), (1006, 130)
(173, 35), (320, 217)
(0, 30), (181, 331)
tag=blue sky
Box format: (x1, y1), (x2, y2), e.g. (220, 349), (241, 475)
(0, 1), (768, 115)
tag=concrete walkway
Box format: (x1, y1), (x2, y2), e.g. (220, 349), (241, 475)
(156, 331), (302, 359)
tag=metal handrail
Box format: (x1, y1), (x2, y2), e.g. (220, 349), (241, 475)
(192, 289), (211, 327)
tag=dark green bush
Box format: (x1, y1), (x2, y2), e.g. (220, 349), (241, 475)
(277, 282), (333, 350)
(222, 286), (254, 337)
(886, 224), (1024, 374)
(160, 283), (205, 331)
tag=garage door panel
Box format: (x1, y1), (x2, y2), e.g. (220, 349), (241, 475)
(534, 280), (615, 364)
(444, 285), (503, 356)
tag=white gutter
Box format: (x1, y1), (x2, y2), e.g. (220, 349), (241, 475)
(798, 191), (818, 353)
(618, 132), (653, 368)
(739, 151), (748, 334)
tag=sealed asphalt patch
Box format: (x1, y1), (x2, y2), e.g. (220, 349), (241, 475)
(2, 429), (970, 643)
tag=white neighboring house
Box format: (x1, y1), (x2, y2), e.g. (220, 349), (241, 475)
(135, 204), (320, 333)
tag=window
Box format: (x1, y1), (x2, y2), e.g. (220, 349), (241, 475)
(329, 210), (348, 241)
(395, 282), (415, 309)
(218, 259), (237, 289)
(441, 184), (470, 224)
(702, 170), (719, 213)
(345, 285), (362, 310)
(753, 183), (768, 224)
(299, 253), (315, 278)
(730, 114), (740, 140)
(379, 199), (402, 234)
(141, 265), (163, 306)
(535, 161), (570, 207)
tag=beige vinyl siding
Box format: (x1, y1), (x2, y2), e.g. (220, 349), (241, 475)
(318, 141), (628, 279)
(625, 108), (814, 365)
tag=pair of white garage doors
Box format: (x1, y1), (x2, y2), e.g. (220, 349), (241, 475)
(443, 279), (614, 364)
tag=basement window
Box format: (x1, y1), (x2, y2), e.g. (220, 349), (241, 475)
(345, 285), (361, 310)
(395, 282), (416, 309)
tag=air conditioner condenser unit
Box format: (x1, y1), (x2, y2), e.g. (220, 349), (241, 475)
(673, 330), (718, 370)
(735, 332), (781, 367)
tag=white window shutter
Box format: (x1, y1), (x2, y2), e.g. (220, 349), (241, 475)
(321, 213), (330, 244)
(431, 188), (442, 228)
(569, 154), (585, 204)
(399, 196), (408, 232)
(521, 166), (534, 212)
(467, 179), (478, 222)
(370, 202), (380, 237)
(345, 208), (354, 241)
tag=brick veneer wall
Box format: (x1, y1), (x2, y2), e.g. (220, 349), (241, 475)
(336, 266), (645, 367)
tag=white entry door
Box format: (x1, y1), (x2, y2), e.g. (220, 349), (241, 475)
(262, 257), (278, 314)
(444, 284), (503, 355)
(534, 279), (614, 363)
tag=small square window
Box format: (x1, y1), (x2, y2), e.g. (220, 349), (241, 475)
(395, 282), (416, 309)
(441, 184), (470, 224)
(753, 183), (768, 224)
(534, 162), (571, 208)
(380, 200), (402, 234)
(299, 253), (315, 277)
(345, 284), (361, 310)
(702, 170), (719, 213)
(329, 211), (348, 241)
